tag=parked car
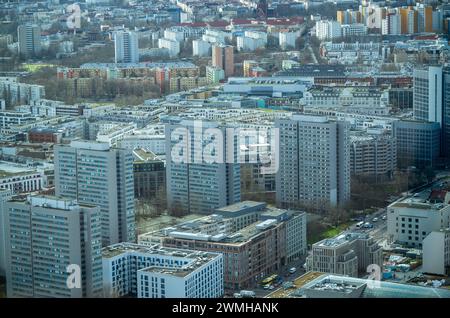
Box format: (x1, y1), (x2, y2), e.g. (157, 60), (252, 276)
(372, 217), (379, 222)
(289, 267), (297, 274)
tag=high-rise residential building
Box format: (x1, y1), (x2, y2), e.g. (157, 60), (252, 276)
(54, 140), (136, 246)
(315, 20), (342, 40)
(17, 24), (41, 57)
(393, 120), (441, 168)
(164, 117), (240, 215)
(212, 44), (234, 77)
(0, 189), (12, 276)
(102, 243), (224, 298)
(413, 66), (443, 125)
(114, 30), (139, 63)
(276, 115), (350, 209)
(4, 195), (103, 298)
(443, 67), (450, 159)
(416, 4), (433, 33)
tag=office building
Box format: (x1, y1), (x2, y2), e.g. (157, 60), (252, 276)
(192, 40), (211, 57)
(393, 120), (440, 168)
(132, 149), (165, 200)
(114, 31), (139, 64)
(442, 67), (450, 158)
(350, 130), (396, 180)
(102, 243), (223, 298)
(413, 66), (443, 125)
(276, 115), (350, 209)
(4, 195), (103, 297)
(0, 189), (12, 276)
(17, 24), (41, 57)
(306, 232), (383, 277)
(387, 195), (450, 248)
(422, 229), (450, 276)
(54, 140), (136, 246)
(165, 117), (240, 215)
(212, 44), (234, 77)
(139, 201), (307, 290)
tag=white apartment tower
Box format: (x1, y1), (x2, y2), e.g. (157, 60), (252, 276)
(114, 30), (139, 63)
(54, 140), (136, 246)
(276, 115), (350, 209)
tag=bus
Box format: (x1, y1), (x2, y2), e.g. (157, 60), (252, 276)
(356, 221), (364, 228)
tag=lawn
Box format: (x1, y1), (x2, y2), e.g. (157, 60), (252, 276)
(308, 222), (354, 245)
(22, 63), (56, 73)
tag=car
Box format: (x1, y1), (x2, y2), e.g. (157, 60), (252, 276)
(372, 217), (379, 222)
(382, 215), (387, 220)
(363, 222), (373, 229)
(289, 267), (297, 274)
(263, 284), (271, 290)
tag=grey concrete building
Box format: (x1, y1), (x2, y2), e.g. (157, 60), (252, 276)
(165, 117), (240, 215)
(54, 140), (136, 245)
(393, 120), (440, 168)
(17, 24), (41, 57)
(4, 195), (103, 298)
(276, 114), (350, 209)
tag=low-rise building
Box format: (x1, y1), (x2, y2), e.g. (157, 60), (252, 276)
(306, 232), (383, 277)
(138, 201), (307, 290)
(102, 242), (224, 298)
(387, 195), (450, 248)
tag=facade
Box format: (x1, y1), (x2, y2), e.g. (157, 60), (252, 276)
(192, 40), (211, 57)
(212, 44), (234, 77)
(279, 32), (298, 50)
(4, 195), (103, 298)
(315, 20), (342, 40)
(139, 201), (307, 290)
(0, 189), (12, 276)
(393, 120), (440, 168)
(442, 67), (450, 159)
(102, 243), (223, 298)
(306, 232), (383, 277)
(133, 149), (165, 199)
(205, 66), (225, 84)
(54, 140), (136, 246)
(276, 115), (350, 209)
(165, 117), (240, 215)
(114, 31), (139, 64)
(387, 196), (450, 248)
(350, 131), (396, 179)
(422, 229), (450, 276)
(158, 38), (180, 57)
(17, 24), (41, 57)
(413, 66), (443, 126)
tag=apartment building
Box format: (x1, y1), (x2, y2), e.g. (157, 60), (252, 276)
(165, 117), (240, 215)
(276, 114), (350, 209)
(114, 30), (139, 63)
(4, 195), (103, 298)
(54, 140), (136, 245)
